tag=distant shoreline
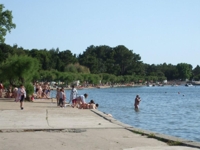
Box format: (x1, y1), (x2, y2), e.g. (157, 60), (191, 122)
(50, 80), (200, 91)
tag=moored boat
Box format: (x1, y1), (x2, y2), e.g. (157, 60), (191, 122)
(185, 83), (193, 87)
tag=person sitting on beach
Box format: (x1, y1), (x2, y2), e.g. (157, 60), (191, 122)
(134, 95), (141, 109)
(41, 84), (48, 98)
(88, 100), (98, 109)
(79, 99), (99, 109)
(73, 93), (88, 108)
(79, 103), (99, 109)
(79, 99), (93, 109)
(89, 103), (99, 109)
(36, 84), (42, 98)
(88, 99), (95, 104)
(45, 86), (51, 98)
(8, 85), (13, 98)
(30, 94), (35, 102)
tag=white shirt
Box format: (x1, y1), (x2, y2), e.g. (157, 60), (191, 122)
(70, 88), (78, 101)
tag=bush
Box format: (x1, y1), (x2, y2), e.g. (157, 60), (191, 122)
(25, 83), (34, 99)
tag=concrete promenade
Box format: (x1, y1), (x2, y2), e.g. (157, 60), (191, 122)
(0, 98), (199, 150)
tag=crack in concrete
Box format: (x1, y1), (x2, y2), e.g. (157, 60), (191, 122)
(46, 109), (53, 128)
(0, 128), (87, 133)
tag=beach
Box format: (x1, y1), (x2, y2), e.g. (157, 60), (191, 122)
(0, 98), (199, 150)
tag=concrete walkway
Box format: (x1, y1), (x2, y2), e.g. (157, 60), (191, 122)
(0, 98), (199, 150)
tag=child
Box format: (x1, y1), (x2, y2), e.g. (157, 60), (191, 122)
(30, 94), (35, 102)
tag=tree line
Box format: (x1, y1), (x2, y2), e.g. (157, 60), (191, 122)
(1, 43), (200, 86)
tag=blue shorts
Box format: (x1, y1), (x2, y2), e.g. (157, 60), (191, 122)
(20, 95), (24, 102)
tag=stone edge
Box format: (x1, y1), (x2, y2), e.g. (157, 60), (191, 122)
(91, 109), (200, 149)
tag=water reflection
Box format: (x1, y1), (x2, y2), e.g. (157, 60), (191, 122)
(134, 108), (140, 112)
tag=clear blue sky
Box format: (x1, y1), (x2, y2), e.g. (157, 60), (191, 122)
(1, 0), (200, 68)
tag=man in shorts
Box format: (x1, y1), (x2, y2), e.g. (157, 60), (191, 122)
(17, 85), (26, 110)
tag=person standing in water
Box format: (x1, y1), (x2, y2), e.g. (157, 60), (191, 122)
(134, 95), (141, 109)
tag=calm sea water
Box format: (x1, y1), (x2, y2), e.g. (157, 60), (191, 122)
(51, 85), (200, 142)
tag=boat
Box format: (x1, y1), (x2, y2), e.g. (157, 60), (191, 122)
(147, 84), (153, 87)
(185, 83), (193, 87)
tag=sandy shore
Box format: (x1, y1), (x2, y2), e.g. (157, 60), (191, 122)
(53, 84), (144, 90)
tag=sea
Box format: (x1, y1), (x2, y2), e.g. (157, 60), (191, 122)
(51, 85), (200, 142)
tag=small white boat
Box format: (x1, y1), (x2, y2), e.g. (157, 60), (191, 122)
(147, 84), (152, 87)
(185, 83), (193, 87)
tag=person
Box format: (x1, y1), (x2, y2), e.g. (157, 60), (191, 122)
(45, 86), (51, 98)
(88, 99), (95, 104)
(70, 85), (78, 104)
(56, 88), (60, 106)
(79, 99), (99, 109)
(36, 84), (42, 98)
(79, 99), (94, 109)
(89, 103), (99, 109)
(58, 88), (66, 107)
(88, 100), (98, 109)
(17, 85), (26, 110)
(8, 85), (13, 98)
(30, 94), (35, 102)
(13, 87), (18, 101)
(134, 95), (141, 109)
(0, 82), (4, 98)
(73, 93), (88, 108)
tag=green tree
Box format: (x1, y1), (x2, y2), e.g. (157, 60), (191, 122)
(193, 65), (200, 77)
(0, 4), (16, 43)
(0, 55), (39, 87)
(0, 43), (14, 63)
(58, 50), (78, 71)
(78, 46), (99, 74)
(65, 63), (90, 73)
(176, 63), (192, 80)
(114, 45), (134, 75)
(28, 49), (51, 70)
(78, 45), (142, 76)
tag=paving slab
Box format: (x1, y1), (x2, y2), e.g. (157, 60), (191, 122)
(0, 98), (199, 150)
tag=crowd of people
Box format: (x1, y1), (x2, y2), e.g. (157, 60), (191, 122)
(55, 85), (99, 110)
(0, 81), (99, 110)
(34, 82), (51, 99)
(0, 82), (51, 100)
(0, 81), (142, 110)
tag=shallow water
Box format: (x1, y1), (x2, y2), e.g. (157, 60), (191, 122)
(51, 85), (200, 142)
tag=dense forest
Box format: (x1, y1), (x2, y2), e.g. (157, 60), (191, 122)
(1, 43), (200, 87)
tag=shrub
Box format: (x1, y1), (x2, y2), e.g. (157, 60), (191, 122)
(25, 83), (34, 100)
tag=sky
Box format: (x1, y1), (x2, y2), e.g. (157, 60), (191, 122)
(1, 0), (200, 68)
